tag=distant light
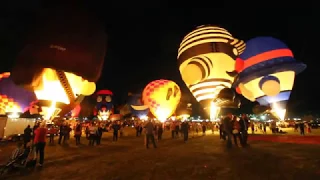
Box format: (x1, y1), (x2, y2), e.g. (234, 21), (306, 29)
(7, 112), (20, 119)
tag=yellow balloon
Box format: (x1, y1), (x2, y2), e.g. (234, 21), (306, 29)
(80, 82), (96, 96)
(181, 64), (203, 85)
(142, 79), (181, 121)
(261, 80), (280, 96)
(177, 25), (245, 104)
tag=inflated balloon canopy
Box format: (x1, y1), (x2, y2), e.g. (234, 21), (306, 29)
(10, 2), (106, 117)
(177, 25), (245, 111)
(0, 72), (37, 114)
(142, 79), (181, 120)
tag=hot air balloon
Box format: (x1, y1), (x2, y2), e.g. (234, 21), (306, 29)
(0, 72), (37, 116)
(233, 37), (306, 120)
(10, 2), (106, 120)
(127, 92), (149, 119)
(142, 80), (181, 122)
(94, 89), (114, 120)
(177, 25), (245, 114)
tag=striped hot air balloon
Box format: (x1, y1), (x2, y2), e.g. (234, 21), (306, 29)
(177, 25), (245, 109)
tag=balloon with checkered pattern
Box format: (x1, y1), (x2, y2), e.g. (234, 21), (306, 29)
(142, 79), (181, 122)
(0, 72), (37, 114)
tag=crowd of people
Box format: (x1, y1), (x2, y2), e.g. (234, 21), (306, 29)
(7, 114), (252, 169)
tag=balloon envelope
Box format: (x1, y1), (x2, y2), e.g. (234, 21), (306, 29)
(177, 25), (245, 110)
(0, 72), (37, 113)
(127, 93), (149, 118)
(95, 89), (114, 112)
(142, 79), (181, 121)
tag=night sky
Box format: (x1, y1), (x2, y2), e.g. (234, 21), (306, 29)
(1, 2), (319, 116)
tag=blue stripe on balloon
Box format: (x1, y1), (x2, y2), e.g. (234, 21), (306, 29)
(240, 37), (289, 60)
(256, 91), (291, 105)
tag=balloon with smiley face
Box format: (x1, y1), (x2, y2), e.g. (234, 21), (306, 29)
(94, 89), (114, 117)
(142, 80), (181, 122)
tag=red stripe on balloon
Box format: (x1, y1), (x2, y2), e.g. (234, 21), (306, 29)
(244, 49), (293, 69)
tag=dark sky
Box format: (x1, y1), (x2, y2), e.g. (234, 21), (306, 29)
(1, 2), (319, 115)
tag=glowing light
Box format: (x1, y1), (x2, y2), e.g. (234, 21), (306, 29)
(98, 110), (111, 120)
(271, 103), (286, 120)
(139, 115), (148, 121)
(210, 101), (220, 121)
(155, 107), (171, 122)
(34, 68), (96, 118)
(179, 114), (190, 120)
(7, 112), (20, 119)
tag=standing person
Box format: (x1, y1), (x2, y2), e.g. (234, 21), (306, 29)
(112, 121), (120, 142)
(181, 121), (189, 143)
(96, 123), (103, 145)
(85, 125), (90, 139)
(219, 123), (226, 140)
(231, 116), (241, 147)
(34, 123), (47, 167)
(23, 125), (32, 148)
(223, 113), (233, 148)
(157, 123), (163, 140)
(239, 114), (249, 146)
(170, 122), (176, 139)
(135, 124), (141, 137)
(58, 123), (67, 145)
(88, 123), (97, 146)
(74, 121), (82, 145)
(202, 123), (207, 136)
(299, 122), (305, 135)
(32, 123), (40, 140)
(66, 124), (72, 141)
(175, 122), (180, 138)
(144, 120), (157, 149)
(263, 123), (267, 134)
(251, 122), (255, 134)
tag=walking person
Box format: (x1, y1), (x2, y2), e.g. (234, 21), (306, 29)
(144, 120), (157, 149)
(34, 123), (47, 167)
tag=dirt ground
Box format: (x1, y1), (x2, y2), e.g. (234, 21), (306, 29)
(1, 129), (320, 180)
